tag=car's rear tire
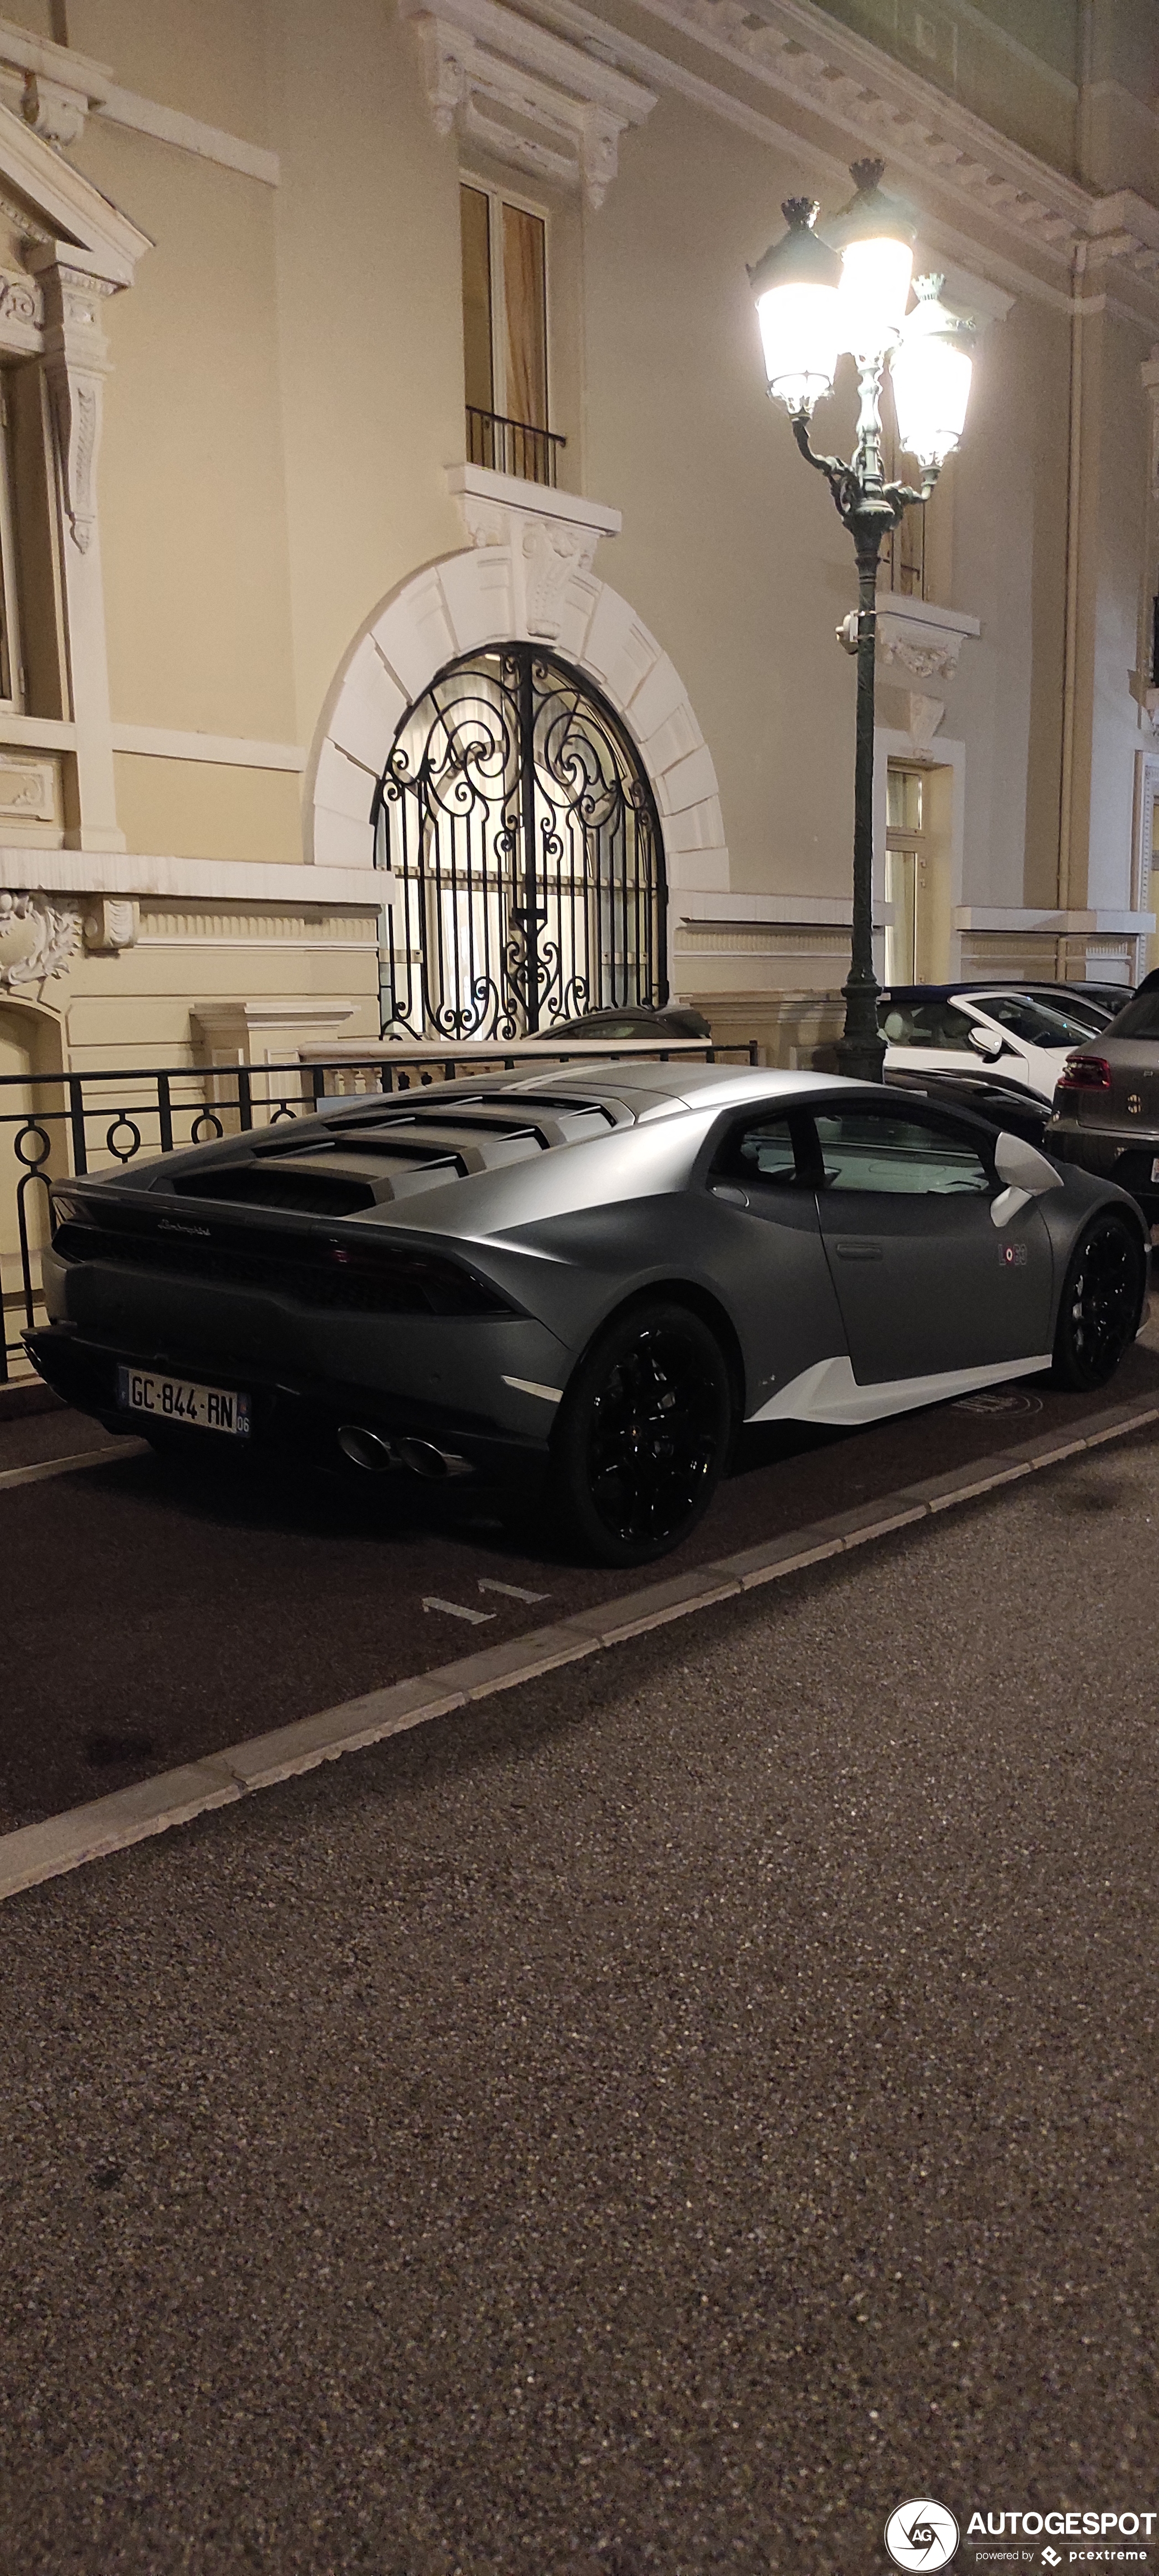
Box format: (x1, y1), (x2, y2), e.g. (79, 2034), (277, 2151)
(550, 1299), (733, 1567)
(1050, 1212), (1145, 1391)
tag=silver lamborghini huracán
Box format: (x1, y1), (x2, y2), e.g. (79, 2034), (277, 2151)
(30, 1062), (1149, 1565)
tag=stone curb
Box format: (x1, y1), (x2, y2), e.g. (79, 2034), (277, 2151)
(2, 1394), (1157, 1904)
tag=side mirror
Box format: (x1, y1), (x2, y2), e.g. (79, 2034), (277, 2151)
(990, 1130), (1064, 1229)
(968, 1024), (1005, 1062)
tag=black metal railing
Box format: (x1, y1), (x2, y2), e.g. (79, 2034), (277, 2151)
(0, 1039), (758, 1381)
(466, 406), (566, 488)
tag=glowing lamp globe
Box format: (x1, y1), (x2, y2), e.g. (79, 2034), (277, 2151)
(748, 198), (842, 416)
(825, 158), (916, 360)
(890, 274), (975, 468)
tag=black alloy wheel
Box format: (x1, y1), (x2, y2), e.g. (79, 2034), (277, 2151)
(1051, 1213), (1146, 1391)
(552, 1299), (733, 1566)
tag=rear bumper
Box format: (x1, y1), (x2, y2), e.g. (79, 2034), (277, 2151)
(25, 1323), (553, 1490)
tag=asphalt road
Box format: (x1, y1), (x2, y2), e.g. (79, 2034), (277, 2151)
(3, 1429), (1158, 2575)
(4, 1332), (1159, 1828)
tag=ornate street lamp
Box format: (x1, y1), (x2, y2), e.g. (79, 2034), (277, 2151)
(749, 160), (974, 1080)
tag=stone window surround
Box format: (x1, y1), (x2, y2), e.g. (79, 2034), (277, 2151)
(0, 102), (150, 868)
(311, 463), (730, 1001)
(399, 0), (656, 212)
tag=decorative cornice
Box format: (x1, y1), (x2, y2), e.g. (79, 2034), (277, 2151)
(399, 0), (655, 207)
(0, 95), (149, 287)
(517, 0), (1159, 318)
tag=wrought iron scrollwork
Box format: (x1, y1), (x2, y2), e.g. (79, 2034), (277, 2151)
(372, 644), (666, 1041)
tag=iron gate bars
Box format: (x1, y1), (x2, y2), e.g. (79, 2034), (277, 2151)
(372, 644), (667, 1042)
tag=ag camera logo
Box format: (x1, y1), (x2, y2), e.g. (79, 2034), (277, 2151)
(885, 2498), (961, 2571)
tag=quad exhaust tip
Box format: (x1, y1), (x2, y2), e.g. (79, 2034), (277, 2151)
(338, 1425), (472, 1480)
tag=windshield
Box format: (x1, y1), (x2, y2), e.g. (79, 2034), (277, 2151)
(973, 993), (1103, 1048)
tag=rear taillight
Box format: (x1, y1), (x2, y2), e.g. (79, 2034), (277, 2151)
(1056, 1054), (1112, 1091)
(318, 1242), (516, 1316)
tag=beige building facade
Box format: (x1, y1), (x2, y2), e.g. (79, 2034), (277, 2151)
(0, 0), (1157, 1100)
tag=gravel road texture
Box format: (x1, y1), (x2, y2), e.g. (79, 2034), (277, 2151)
(2, 1429), (1157, 2575)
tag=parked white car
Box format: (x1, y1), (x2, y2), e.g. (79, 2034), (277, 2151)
(878, 984), (1114, 1100)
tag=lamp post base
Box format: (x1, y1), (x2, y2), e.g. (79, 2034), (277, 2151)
(835, 969), (886, 1085)
(835, 1030), (887, 1084)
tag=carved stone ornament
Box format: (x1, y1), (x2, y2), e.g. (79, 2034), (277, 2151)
(875, 599), (980, 683)
(906, 693), (946, 747)
(521, 515), (601, 639)
(0, 268), (42, 330)
(0, 887), (82, 987)
(22, 70), (88, 148)
(83, 895), (138, 953)
(446, 464), (622, 641)
(399, 0), (654, 210)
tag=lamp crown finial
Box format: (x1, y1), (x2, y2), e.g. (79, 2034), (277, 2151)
(849, 155), (886, 195)
(781, 196), (819, 229)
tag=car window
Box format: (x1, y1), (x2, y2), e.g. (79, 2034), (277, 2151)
(813, 1110), (991, 1196)
(976, 993), (1097, 1048)
(712, 1112), (802, 1186)
(1026, 992), (1108, 1031)
(877, 1000), (976, 1051)
(1100, 989), (1159, 1040)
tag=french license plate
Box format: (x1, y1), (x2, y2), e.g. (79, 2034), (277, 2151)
(116, 1365), (251, 1438)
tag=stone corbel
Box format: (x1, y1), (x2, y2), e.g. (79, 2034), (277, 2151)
(577, 108), (622, 215)
(30, 251), (116, 554)
(412, 15), (468, 136)
(446, 462), (621, 642)
(875, 596), (981, 683)
(22, 71), (89, 148)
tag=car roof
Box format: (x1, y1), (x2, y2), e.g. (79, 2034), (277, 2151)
(325, 1060), (856, 1130)
(878, 981), (1107, 1007)
(474, 1060), (854, 1114)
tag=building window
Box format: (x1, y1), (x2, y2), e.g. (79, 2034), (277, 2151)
(884, 764), (926, 982)
(0, 363), (69, 720)
(0, 376), (25, 708)
(460, 180), (564, 487)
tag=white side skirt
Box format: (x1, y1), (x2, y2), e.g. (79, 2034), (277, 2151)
(747, 1350), (1054, 1429)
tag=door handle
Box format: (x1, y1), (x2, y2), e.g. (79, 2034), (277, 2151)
(834, 1240), (883, 1260)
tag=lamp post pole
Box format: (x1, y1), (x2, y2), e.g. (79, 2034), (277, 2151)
(748, 163), (974, 1087)
(791, 374), (933, 1084)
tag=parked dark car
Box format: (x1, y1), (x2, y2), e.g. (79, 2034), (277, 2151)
(529, 1004), (713, 1043)
(29, 1063), (1148, 1567)
(1047, 980), (1159, 1229)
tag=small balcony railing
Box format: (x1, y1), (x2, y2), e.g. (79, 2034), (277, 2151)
(466, 406), (566, 489)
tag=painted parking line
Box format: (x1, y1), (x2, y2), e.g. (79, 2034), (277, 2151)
(477, 1578), (551, 1602)
(1, 1393), (1156, 1907)
(422, 1596), (495, 1624)
(0, 1440), (149, 1493)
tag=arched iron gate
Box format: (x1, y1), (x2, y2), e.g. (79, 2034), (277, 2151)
(371, 644), (667, 1040)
